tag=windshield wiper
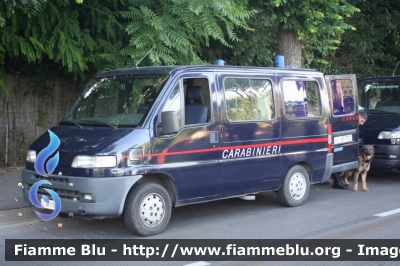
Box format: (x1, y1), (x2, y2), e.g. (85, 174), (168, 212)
(59, 120), (83, 129)
(80, 120), (117, 129)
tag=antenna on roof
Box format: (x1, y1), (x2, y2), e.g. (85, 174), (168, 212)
(392, 61), (400, 76)
(135, 45), (155, 68)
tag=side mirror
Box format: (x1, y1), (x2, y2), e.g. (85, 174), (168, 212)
(161, 110), (179, 135)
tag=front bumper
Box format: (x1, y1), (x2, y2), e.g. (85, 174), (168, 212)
(368, 144), (400, 172)
(21, 169), (142, 217)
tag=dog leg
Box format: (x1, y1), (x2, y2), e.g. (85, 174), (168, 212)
(353, 172), (360, 191)
(361, 172), (369, 192)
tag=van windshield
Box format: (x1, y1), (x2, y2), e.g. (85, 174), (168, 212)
(358, 81), (400, 114)
(62, 75), (169, 128)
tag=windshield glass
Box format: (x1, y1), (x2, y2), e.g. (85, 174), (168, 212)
(63, 74), (169, 127)
(358, 80), (400, 113)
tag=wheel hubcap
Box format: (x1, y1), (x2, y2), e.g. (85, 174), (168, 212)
(289, 172), (306, 200)
(139, 193), (165, 227)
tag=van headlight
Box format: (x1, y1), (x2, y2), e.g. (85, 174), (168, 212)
(26, 150), (36, 163)
(72, 155), (116, 168)
(377, 131), (400, 139)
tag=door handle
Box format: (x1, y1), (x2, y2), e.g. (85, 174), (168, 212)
(210, 131), (218, 143)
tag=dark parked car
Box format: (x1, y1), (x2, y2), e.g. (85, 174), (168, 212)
(358, 75), (400, 172)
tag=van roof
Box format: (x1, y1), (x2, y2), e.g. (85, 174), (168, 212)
(96, 65), (322, 78)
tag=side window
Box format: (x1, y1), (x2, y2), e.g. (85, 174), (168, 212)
(224, 78), (275, 122)
(305, 82), (322, 117)
(330, 79), (355, 115)
(159, 77), (212, 134)
(183, 78), (211, 125)
(162, 83), (182, 129)
(282, 80), (322, 119)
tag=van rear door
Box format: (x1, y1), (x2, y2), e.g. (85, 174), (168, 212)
(325, 74), (359, 173)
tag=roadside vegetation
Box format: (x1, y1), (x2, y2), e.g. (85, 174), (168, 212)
(0, 0), (399, 93)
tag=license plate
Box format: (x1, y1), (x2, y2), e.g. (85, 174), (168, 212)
(334, 134), (353, 144)
(40, 198), (55, 210)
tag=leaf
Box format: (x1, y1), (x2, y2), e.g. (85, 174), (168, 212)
(0, 79), (7, 95)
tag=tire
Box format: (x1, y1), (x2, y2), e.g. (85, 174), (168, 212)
(124, 183), (172, 236)
(277, 165), (310, 207)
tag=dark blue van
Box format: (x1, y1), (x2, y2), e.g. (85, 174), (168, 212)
(21, 65), (359, 236)
(358, 75), (400, 172)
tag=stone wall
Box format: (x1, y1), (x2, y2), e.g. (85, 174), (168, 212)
(0, 74), (80, 166)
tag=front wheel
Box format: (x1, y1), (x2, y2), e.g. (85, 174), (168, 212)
(124, 183), (172, 236)
(277, 165), (310, 207)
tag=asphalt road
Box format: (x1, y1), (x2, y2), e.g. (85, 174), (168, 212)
(1, 170), (400, 266)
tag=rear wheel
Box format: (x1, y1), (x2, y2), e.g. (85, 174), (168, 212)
(277, 165), (310, 207)
(124, 183), (171, 236)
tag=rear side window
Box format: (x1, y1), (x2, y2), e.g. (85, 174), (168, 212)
(224, 78), (275, 122)
(330, 79), (356, 116)
(282, 80), (322, 119)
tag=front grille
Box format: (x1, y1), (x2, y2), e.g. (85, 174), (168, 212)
(374, 153), (387, 159)
(26, 183), (80, 201)
(34, 174), (70, 183)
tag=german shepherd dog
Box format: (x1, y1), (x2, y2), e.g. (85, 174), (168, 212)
(341, 145), (375, 191)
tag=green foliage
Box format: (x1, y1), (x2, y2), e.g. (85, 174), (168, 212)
(202, 0), (277, 66)
(1, 0), (47, 27)
(30, 75), (54, 97)
(0, 67), (7, 94)
(2, 0), (396, 85)
(270, 0), (360, 67)
(271, 0), (359, 40)
(0, 0), (255, 85)
(326, 0), (400, 69)
(36, 109), (47, 127)
(120, 0), (255, 66)
(10, 129), (18, 141)
(203, 0), (360, 68)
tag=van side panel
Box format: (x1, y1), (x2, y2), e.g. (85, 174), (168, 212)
(148, 68), (335, 205)
(280, 120), (328, 182)
(220, 122), (282, 194)
(151, 72), (221, 203)
(278, 76), (329, 183)
(217, 73), (282, 196)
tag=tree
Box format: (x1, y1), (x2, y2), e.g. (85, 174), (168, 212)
(0, 0), (48, 94)
(328, 0), (400, 71)
(202, 0), (278, 67)
(0, 0), (255, 94)
(201, 0), (360, 69)
(270, 0), (359, 68)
